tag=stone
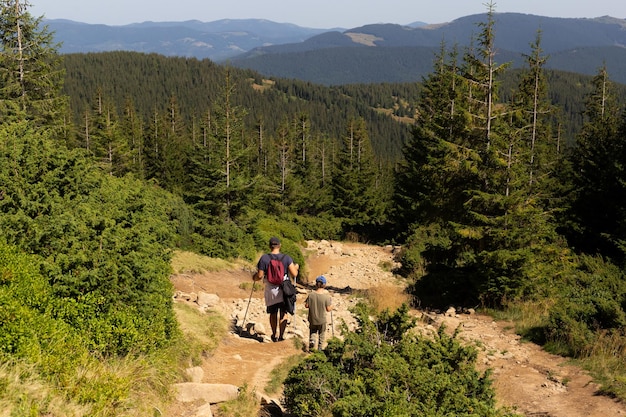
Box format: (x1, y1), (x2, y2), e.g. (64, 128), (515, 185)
(193, 403), (213, 417)
(197, 292), (220, 308)
(173, 383), (239, 404)
(185, 366), (204, 383)
(254, 322), (267, 336)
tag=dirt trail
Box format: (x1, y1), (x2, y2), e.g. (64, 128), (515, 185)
(168, 241), (626, 416)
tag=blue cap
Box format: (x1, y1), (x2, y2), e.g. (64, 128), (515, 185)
(315, 275), (327, 285)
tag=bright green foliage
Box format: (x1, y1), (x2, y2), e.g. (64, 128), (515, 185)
(0, 121), (181, 356)
(283, 303), (517, 417)
(542, 255), (626, 357)
(395, 5), (567, 308)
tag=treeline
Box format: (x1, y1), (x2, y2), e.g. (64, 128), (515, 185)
(2, 0), (626, 414)
(393, 5), (626, 399)
(61, 51), (415, 161)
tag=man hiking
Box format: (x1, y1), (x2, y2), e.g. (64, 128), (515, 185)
(304, 275), (333, 352)
(253, 237), (299, 342)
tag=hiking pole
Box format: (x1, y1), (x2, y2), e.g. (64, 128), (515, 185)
(240, 281), (255, 335)
(331, 310), (335, 338)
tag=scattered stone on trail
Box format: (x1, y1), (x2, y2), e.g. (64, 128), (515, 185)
(174, 291), (198, 303)
(197, 292), (220, 308)
(445, 307), (457, 317)
(253, 322), (267, 336)
(185, 366), (204, 383)
(258, 393), (284, 414)
(173, 382), (239, 404)
(192, 403), (213, 417)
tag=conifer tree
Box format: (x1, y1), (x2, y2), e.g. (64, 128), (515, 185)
(120, 97), (145, 178)
(332, 118), (385, 238)
(0, 0), (67, 131)
(567, 65), (625, 263)
(187, 69), (252, 221)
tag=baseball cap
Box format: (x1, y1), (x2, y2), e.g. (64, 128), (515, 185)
(269, 237), (281, 247)
(315, 275), (327, 285)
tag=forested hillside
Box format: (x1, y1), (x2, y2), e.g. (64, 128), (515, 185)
(230, 13), (626, 85)
(2, 0), (626, 415)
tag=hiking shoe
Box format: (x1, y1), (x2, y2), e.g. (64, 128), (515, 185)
(271, 335), (278, 342)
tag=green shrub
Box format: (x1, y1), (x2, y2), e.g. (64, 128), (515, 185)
(283, 303), (518, 417)
(540, 255), (626, 357)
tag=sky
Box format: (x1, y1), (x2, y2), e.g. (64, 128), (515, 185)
(31, 0), (626, 28)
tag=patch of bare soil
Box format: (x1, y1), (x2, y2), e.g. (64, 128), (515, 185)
(167, 242), (626, 417)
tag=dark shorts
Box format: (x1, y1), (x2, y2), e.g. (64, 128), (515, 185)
(267, 302), (286, 315)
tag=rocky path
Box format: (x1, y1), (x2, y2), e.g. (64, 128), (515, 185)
(167, 241), (626, 416)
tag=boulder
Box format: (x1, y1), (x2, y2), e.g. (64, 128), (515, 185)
(185, 366), (204, 383)
(197, 292), (220, 308)
(445, 307), (457, 317)
(173, 383), (238, 404)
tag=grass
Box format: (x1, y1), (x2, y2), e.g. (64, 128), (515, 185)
(489, 299), (626, 402)
(365, 284), (412, 313)
(171, 250), (253, 274)
(575, 332), (626, 400)
(488, 299), (553, 340)
(0, 339), (189, 417)
(173, 302), (229, 365)
(264, 354), (306, 394)
(239, 281), (263, 292)
(216, 384), (260, 417)
(0, 361), (89, 417)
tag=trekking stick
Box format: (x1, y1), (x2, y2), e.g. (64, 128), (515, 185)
(331, 310), (335, 338)
(240, 282), (255, 335)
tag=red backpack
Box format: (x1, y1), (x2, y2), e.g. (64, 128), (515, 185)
(266, 254), (285, 285)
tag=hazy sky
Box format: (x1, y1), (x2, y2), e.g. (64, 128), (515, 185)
(31, 0), (626, 28)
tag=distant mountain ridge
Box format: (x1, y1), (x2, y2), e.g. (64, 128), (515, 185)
(46, 14), (626, 84)
(229, 13), (626, 84)
(46, 18), (332, 61)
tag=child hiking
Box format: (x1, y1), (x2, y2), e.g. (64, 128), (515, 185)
(304, 275), (333, 352)
(252, 237), (299, 342)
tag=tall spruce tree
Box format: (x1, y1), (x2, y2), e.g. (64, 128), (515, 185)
(0, 0), (67, 132)
(187, 69), (252, 221)
(332, 117), (385, 239)
(398, 4), (565, 307)
(567, 65), (625, 263)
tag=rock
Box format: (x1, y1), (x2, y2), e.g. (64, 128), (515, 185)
(174, 291), (198, 302)
(185, 366), (204, 383)
(445, 307), (457, 317)
(258, 394), (284, 414)
(173, 383), (239, 404)
(254, 322), (267, 336)
(197, 292), (220, 308)
(193, 403), (213, 417)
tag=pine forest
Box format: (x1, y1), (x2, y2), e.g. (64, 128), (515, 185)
(1, 0), (626, 415)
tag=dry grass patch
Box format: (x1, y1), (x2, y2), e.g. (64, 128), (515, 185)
(171, 250), (252, 274)
(174, 303), (229, 363)
(366, 284), (412, 313)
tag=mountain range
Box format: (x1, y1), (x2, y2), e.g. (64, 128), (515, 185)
(46, 14), (626, 85)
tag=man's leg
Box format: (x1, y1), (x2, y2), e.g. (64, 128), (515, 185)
(278, 309), (287, 340)
(269, 311), (278, 340)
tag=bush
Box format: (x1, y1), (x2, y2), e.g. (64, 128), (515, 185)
(283, 303), (517, 417)
(541, 255), (626, 357)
